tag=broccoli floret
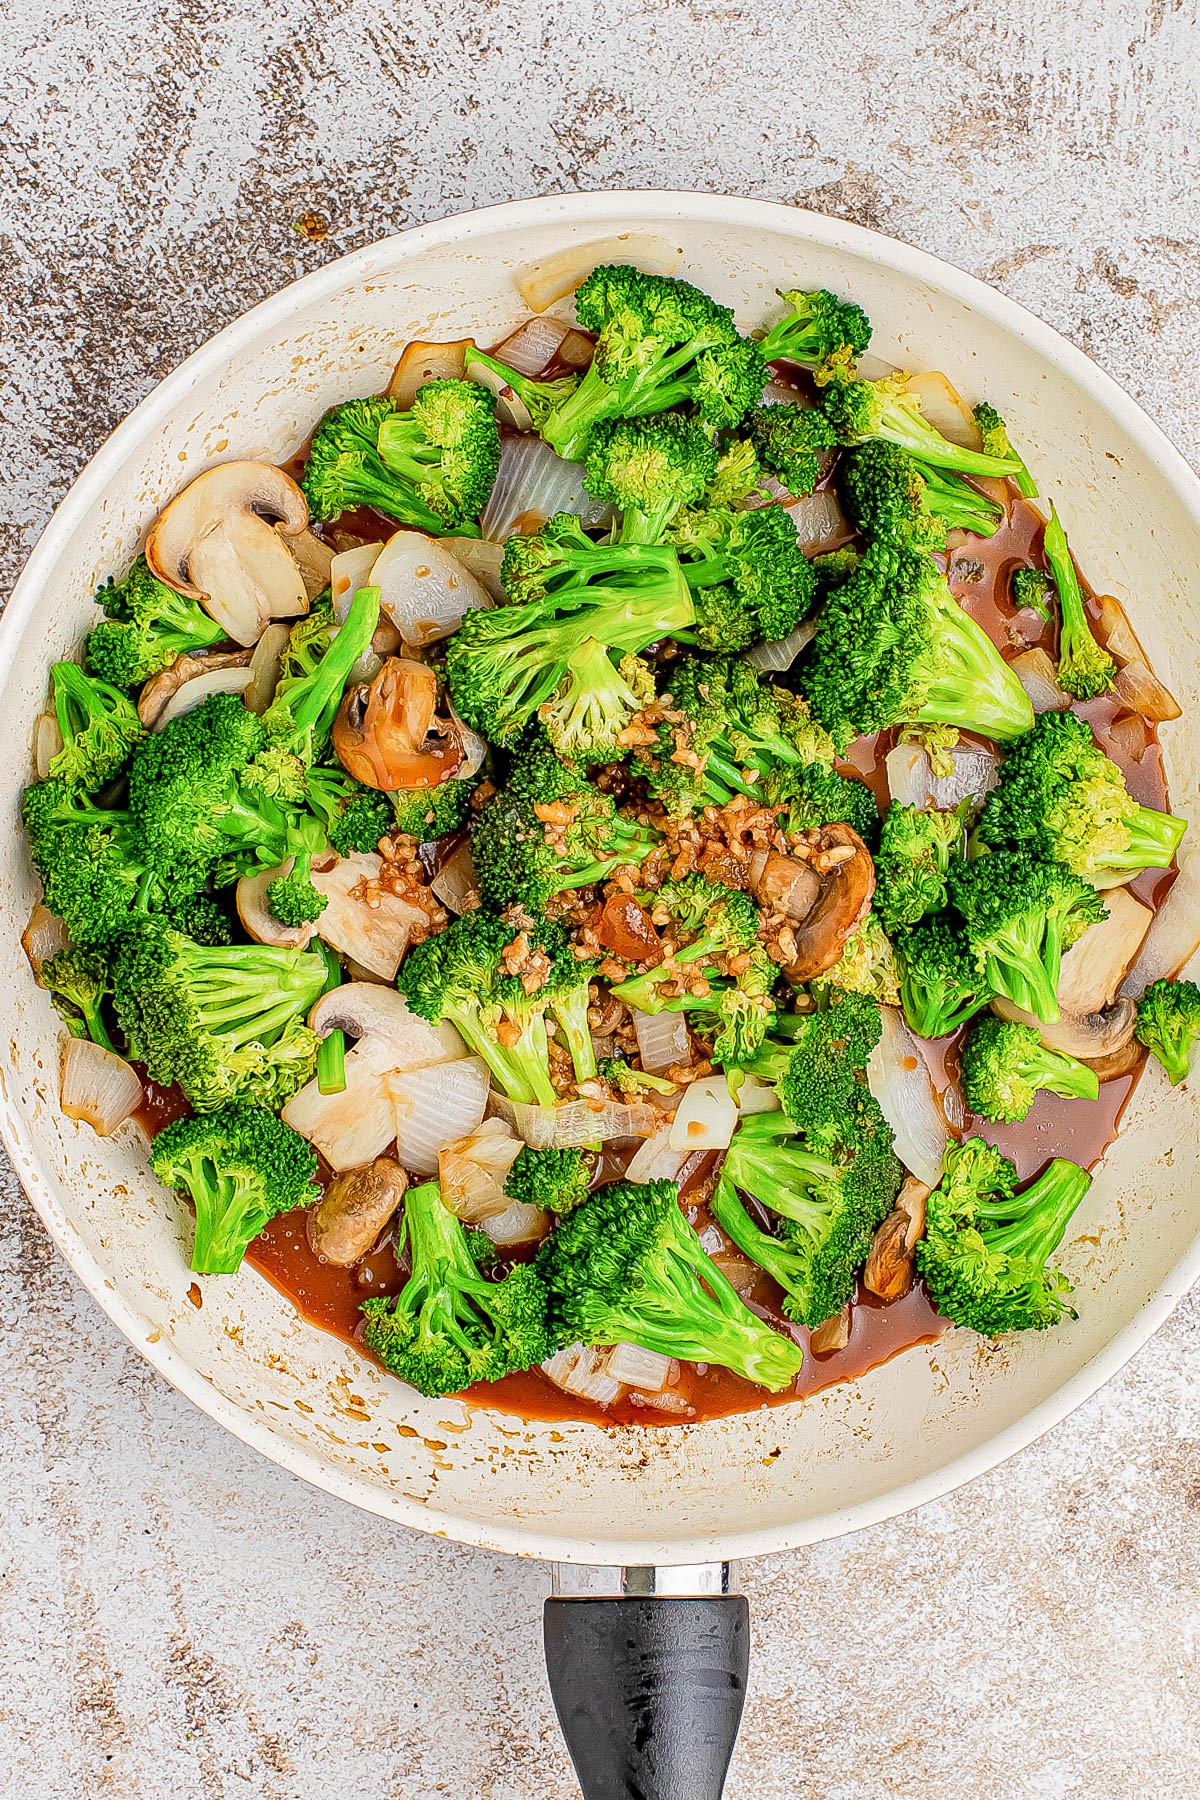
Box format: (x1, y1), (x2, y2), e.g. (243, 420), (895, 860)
(758, 287), (872, 386)
(113, 921), (325, 1111)
(820, 373), (1025, 480)
(1134, 978), (1200, 1085)
(711, 1107), (901, 1325)
(798, 538), (1034, 751)
(979, 709), (1187, 883)
(361, 1179), (555, 1395)
(311, 775), (395, 857)
(471, 744), (658, 909)
(448, 515), (694, 750)
(872, 799), (970, 934)
(1009, 566), (1055, 622)
(301, 389), (498, 529)
(897, 721), (961, 779)
(671, 503), (817, 649)
(973, 401), (1037, 498)
(743, 403), (838, 497)
(150, 1104), (320, 1275)
(21, 780), (174, 949)
(86, 557), (227, 687)
(960, 1015), (1100, 1121)
(505, 1145), (593, 1213)
(167, 890), (235, 947)
(45, 660), (145, 792)
(39, 946), (115, 1051)
(608, 875), (762, 1011)
(704, 438), (765, 507)
(750, 992), (882, 1136)
(917, 1137), (1092, 1334)
(895, 915), (994, 1039)
(680, 956), (778, 1068)
(266, 853), (328, 928)
(584, 413), (718, 545)
(398, 909), (578, 1107)
(538, 637), (661, 763)
(766, 762), (879, 846)
(838, 441), (1002, 543)
(1041, 506), (1115, 701)
(599, 1057), (679, 1097)
(388, 781), (472, 842)
(817, 913), (901, 1006)
(948, 849), (1107, 1024)
(535, 1178), (805, 1391)
(531, 265), (765, 463)
(260, 585), (380, 759)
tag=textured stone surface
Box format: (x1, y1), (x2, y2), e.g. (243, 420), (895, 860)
(3, 2), (1200, 1794)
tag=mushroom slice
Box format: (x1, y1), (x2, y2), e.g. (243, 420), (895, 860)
(310, 852), (432, 981)
(809, 1306), (851, 1354)
(290, 527), (335, 600)
(145, 462), (310, 647)
(308, 981), (464, 1066)
(333, 657), (465, 791)
(307, 1157), (408, 1265)
(747, 850), (822, 923)
(138, 649), (253, 728)
(236, 861), (316, 950)
(993, 886), (1154, 1061)
(992, 992), (1138, 1063)
(862, 1177), (930, 1301)
(752, 825), (875, 983)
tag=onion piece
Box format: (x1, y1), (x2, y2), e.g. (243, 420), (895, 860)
(709, 1252), (759, 1296)
(480, 1200), (548, 1247)
(517, 238), (681, 313)
(431, 838), (479, 914)
(1095, 592), (1150, 666)
(783, 488), (851, 554)
(855, 351), (902, 382)
(1114, 661), (1181, 724)
(23, 903), (70, 977)
(541, 1343), (622, 1406)
(491, 1094), (661, 1148)
(494, 316), (569, 375)
(480, 435), (613, 543)
(330, 542), (383, 623)
(439, 1117), (523, 1222)
(370, 531), (490, 646)
(631, 1007), (690, 1075)
(1119, 844), (1200, 995)
(903, 372), (981, 450)
(668, 1075), (738, 1153)
(1011, 647), (1070, 715)
(1108, 712), (1149, 766)
(389, 1056), (490, 1176)
(625, 1129), (688, 1184)
(243, 622), (291, 715)
(388, 339), (471, 407)
(33, 712), (65, 779)
(867, 1007), (949, 1187)
(731, 1072), (781, 1116)
(558, 329), (594, 370)
(436, 536), (505, 603)
(448, 704), (487, 782)
(60, 1038), (142, 1137)
(155, 666), (252, 728)
(884, 742), (999, 811)
(743, 619), (817, 674)
(607, 1342), (673, 1390)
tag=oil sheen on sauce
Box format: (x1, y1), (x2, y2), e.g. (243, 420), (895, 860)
(137, 491), (1173, 1429)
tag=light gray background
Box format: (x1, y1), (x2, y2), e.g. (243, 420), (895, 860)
(2, 3), (1199, 1794)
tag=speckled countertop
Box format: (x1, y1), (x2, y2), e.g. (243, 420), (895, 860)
(2, 4), (1199, 1794)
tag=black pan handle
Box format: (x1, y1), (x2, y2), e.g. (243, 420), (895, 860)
(544, 1567), (748, 1800)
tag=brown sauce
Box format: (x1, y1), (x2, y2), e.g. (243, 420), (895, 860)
(134, 486), (1174, 1429)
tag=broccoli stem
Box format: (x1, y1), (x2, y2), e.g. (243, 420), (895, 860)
(444, 1002), (557, 1108)
(288, 585), (381, 738)
(976, 1158), (1091, 1256)
(549, 986), (598, 1084)
(315, 943), (347, 1096)
(981, 920), (1062, 1023)
(878, 397), (1023, 481)
(191, 1170), (267, 1274)
(1100, 805), (1188, 872)
(913, 601), (1034, 742)
(1041, 507), (1115, 700)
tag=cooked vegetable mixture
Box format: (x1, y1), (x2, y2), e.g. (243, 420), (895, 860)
(24, 262), (1198, 1420)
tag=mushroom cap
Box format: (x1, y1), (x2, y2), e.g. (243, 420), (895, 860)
(307, 980), (464, 1065)
(307, 1157), (408, 1266)
(145, 462), (310, 646)
(332, 657), (465, 791)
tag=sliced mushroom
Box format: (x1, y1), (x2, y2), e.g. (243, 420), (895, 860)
(290, 527), (335, 600)
(992, 886), (1151, 1062)
(236, 860), (315, 950)
(307, 982), (464, 1064)
(145, 462), (310, 647)
(809, 1306), (851, 1354)
(1081, 1038), (1146, 1082)
(307, 1157), (408, 1265)
(993, 992), (1138, 1063)
(751, 825), (875, 983)
(332, 657), (465, 791)
(862, 1177), (930, 1301)
(747, 850), (822, 923)
(138, 649), (253, 728)
(310, 852), (432, 980)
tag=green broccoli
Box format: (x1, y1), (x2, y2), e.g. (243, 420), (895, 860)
(973, 401), (1037, 498)
(598, 1057), (679, 1098)
(895, 915), (995, 1039)
(960, 1015), (1100, 1121)
(150, 1104), (320, 1275)
(838, 440), (1002, 543)
(979, 709), (1186, 883)
(608, 876), (762, 1008)
(22, 780), (175, 949)
(113, 921), (325, 1111)
(743, 403), (838, 497)
(819, 373), (1026, 480)
(361, 1179), (555, 1395)
(505, 1145), (593, 1213)
(711, 1107), (901, 1325)
(301, 387), (499, 529)
(45, 660), (145, 792)
(39, 946), (115, 1051)
(872, 798), (970, 934)
(1040, 506), (1115, 701)
(766, 761), (880, 846)
(470, 744), (659, 909)
(798, 538), (1034, 751)
(750, 991), (883, 1134)
(917, 1137), (1092, 1334)
(583, 413), (718, 545)
(1134, 978), (1200, 1085)
(1009, 566), (1055, 623)
(86, 557), (227, 688)
(529, 265), (766, 463)
(266, 853), (328, 928)
(758, 287), (872, 385)
(670, 502), (817, 650)
(464, 346), (582, 432)
(389, 781), (472, 841)
(816, 914), (901, 1007)
(535, 1178), (806, 1391)
(948, 849), (1107, 1024)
